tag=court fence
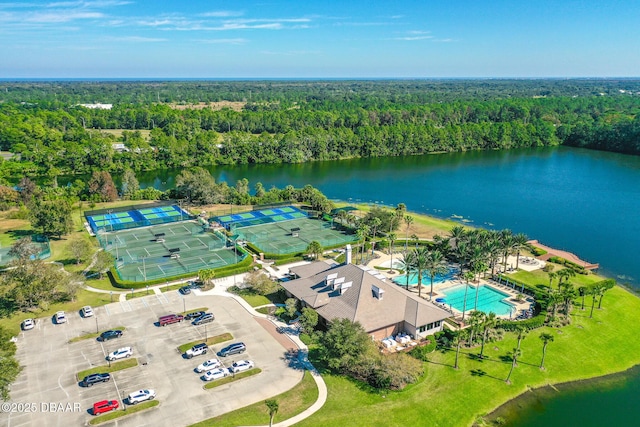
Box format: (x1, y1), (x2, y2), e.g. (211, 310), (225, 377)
(0, 236), (51, 267)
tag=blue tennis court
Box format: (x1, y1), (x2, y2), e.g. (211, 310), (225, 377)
(86, 205), (191, 233)
(214, 206), (308, 231)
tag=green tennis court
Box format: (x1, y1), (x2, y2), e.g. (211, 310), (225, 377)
(97, 221), (243, 282)
(237, 217), (357, 255)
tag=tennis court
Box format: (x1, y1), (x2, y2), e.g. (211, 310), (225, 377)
(97, 221), (243, 282)
(214, 206), (308, 231)
(237, 217), (357, 255)
(85, 204), (192, 234)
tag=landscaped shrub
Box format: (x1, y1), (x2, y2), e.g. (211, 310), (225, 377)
(409, 340), (437, 361)
(498, 314), (546, 331)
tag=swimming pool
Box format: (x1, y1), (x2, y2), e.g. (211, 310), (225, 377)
(440, 284), (515, 316)
(393, 267), (457, 287)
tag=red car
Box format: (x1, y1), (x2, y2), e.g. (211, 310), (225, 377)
(92, 399), (119, 415)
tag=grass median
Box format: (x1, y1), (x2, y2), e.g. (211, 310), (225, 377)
(68, 326), (126, 344)
(192, 371), (316, 426)
(203, 368), (261, 390)
(177, 333), (233, 354)
(76, 358), (138, 381)
(89, 400), (159, 425)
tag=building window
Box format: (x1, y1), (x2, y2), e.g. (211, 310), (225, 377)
(418, 325), (426, 333)
(435, 320), (441, 328)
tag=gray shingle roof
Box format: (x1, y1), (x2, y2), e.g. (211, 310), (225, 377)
(280, 262), (451, 333)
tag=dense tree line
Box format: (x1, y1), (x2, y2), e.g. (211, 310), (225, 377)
(1, 80), (639, 182)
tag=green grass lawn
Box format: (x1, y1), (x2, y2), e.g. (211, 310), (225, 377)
(76, 358), (139, 381)
(88, 399), (159, 425)
(0, 288), (114, 335)
(203, 368), (261, 389)
(177, 333), (234, 353)
(507, 267), (605, 291)
(192, 371), (317, 426)
(291, 285), (640, 427)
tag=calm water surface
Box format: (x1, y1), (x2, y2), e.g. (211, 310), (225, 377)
(138, 146), (640, 288)
(135, 146), (640, 425)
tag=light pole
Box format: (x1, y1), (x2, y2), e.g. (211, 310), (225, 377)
(146, 284), (149, 295)
(95, 316), (99, 334)
(183, 295), (186, 314)
(110, 291), (113, 303)
(233, 237), (238, 286)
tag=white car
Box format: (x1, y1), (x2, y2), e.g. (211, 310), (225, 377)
(127, 389), (156, 405)
(196, 358), (221, 373)
(55, 311), (66, 324)
(21, 318), (35, 330)
(201, 368), (228, 382)
(81, 306), (94, 317)
(106, 347), (133, 361)
(229, 360), (254, 373)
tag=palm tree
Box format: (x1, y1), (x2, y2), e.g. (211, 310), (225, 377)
(306, 240), (323, 260)
(548, 271), (558, 288)
(453, 329), (468, 370)
(597, 280), (615, 309)
(461, 270), (475, 322)
(589, 286), (600, 318)
(513, 233), (529, 269)
(479, 312), (498, 359)
(547, 290), (563, 321)
(539, 332), (554, 370)
(515, 325), (528, 351)
(405, 246), (429, 298)
(559, 282), (577, 315)
(404, 215), (414, 253)
(500, 229), (515, 273)
(336, 210), (347, 228)
(265, 399), (279, 427)
(471, 260), (488, 311)
(557, 268), (576, 289)
(424, 249), (448, 301)
(578, 286), (587, 310)
(468, 310), (484, 346)
(505, 347), (522, 384)
(388, 232), (397, 273)
(356, 224), (370, 264)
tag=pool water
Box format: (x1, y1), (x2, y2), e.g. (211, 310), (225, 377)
(441, 284), (515, 316)
(393, 267), (457, 287)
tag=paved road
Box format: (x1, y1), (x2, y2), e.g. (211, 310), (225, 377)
(2, 291), (302, 427)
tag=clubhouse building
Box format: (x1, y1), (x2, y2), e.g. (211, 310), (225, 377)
(281, 257), (451, 341)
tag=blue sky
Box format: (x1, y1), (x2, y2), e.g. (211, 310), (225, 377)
(0, 0), (638, 78)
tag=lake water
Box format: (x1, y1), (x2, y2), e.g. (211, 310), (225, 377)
(138, 146), (640, 289)
(133, 146), (640, 427)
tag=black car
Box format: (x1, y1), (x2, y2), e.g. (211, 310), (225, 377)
(97, 330), (123, 342)
(185, 311), (205, 320)
(81, 373), (111, 387)
(192, 313), (215, 325)
(218, 342), (246, 357)
(179, 286), (191, 295)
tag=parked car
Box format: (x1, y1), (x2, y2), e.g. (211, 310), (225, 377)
(185, 343), (208, 359)
(81, 306), (94, 317)
(196, 358), (221, 373)
(218, 342), (246, 357)
(81, 373), (111, 387)
(229, 360), (254, 373)
(179, 286), (191, 295)
(184, 311), (205, 320)
(201, 368), (228, 381)
(98, 330), (123, 341)
(192, 313), (215, 325)
(159, 314), (184, 326)
(107, 347), (132, 361)
(127, 389), (156, 405)
(92, 400), (119, 415)
(21, 318), (35, 331)
(55, 311), (66, 324)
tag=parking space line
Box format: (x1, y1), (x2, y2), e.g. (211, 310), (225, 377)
(120, 300), (132, 312)
(156, 293), (169, 304)
(104, 305), (110, 316)
(142, 298), (149, 308)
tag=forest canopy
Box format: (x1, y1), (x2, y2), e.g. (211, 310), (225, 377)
(0, 79), (639, 182)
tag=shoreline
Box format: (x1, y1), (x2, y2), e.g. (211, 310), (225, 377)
(484, 362), (640, 425)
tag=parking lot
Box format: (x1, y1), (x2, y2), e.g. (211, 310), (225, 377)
(1, 290), (303, 427)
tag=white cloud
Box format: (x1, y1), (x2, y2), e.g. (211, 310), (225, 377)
(26, 11), (104, 22)
(195, 38), (247, 44)
(200, 11), (243, 18)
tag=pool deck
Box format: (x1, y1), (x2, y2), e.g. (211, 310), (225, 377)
(367, 250), (535, 322)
